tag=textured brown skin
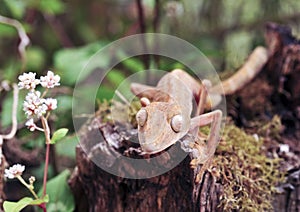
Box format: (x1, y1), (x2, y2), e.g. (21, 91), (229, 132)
(69, 119), (222, 212)
(132, 71), (194, 154)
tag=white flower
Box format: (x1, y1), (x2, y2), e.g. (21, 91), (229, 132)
(23, 91), (47, 118)
(25, 119), (37, 131)
(5, 164), (25, 179)
(29, 176), (36, 184)
(40, 71), (60, 88)
(44, 98), (57, 111)
(18, 72), (40, 90)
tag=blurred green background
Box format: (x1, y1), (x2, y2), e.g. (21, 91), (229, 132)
(1, 0), (300, 79)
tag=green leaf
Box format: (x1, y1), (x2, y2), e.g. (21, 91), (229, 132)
(26, 46), (46, 71)
(38, 170), (75, 212)
(55, 96), (73, 111)
(0, 23), (18, 37)
(50, 128), (69, 144)
(54, 41), (109, 86)
(1, 91), (25, 127)
(55, 135), (78, 158)
(4, 0), (27, 19)
(39, 0), (65, 15)
(106, 69), (126, 86)
(116, 51), (145, 73)
(97, 86), (115, 100)
(122, 57), (145, 73)
(3, 59), (22, 81)
(3, 195), (49, 212)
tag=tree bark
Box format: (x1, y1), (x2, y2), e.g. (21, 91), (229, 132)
(69, 119), (223, 212)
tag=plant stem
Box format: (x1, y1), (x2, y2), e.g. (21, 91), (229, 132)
(40, 204), (47, 212)
(16, 176), (39, 199)
(41, 116), (51, 212)
(42, 142), (50, 196)
(41, 88), (49, 98)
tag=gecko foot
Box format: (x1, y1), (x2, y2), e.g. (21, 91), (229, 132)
(194, 157), (213, 183)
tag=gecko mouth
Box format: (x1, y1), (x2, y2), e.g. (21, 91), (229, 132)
(138, 131), (181, 154)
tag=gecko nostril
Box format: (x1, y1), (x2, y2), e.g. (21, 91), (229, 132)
(136, 109), (147, 127)
(171, 115), (183, 132)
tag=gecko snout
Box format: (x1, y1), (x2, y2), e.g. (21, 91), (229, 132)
(136, 109), (147, 127)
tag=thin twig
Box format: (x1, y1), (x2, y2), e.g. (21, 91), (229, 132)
(136, 0), (146, 34)
(152, 0), (160, 32)
(152, 0), (161, 69)
(0, 84), (19, 164)
(2, 84), (19, 140)
(0, 15), (30, 71)
(115, 90), (130, 106)
(135, 0), (150, 71)
(0, 84), (19, 209)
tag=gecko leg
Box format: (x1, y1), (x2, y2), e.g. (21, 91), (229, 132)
(170, 69), (213, 114)
(130, 83), (157, 100)
(195, 79), (212, 116)
(188, 79), (211, 138)
(189, 109), (222, 183)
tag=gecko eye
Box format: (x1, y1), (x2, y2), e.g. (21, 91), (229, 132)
(140, 97), (150, 107)
(136, 109), (147, 127)
(171, 115), (183, 132)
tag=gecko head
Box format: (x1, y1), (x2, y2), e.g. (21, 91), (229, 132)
(136, 98), (190, 154)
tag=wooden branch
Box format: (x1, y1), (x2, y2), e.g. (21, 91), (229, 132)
(0, 16), (29, 70)
(135, 0), (150, 70)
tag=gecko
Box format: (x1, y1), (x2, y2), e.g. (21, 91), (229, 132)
(130, 46), (269, 182)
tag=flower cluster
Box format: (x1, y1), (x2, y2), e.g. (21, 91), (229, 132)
(18, 72), (40, 90)
(18, 71), (60, 90)
(4, 164), (25, 179)
(19, 71), (60, 131)
(40, 71), (60, 88)
(4, 164), (38, 199)
(23, 91), (48, 118)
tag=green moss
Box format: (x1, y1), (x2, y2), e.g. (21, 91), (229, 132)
(95, 99), (112, 123)
(257, 115), (282, 141)
(213, 122), (284, 211)
(97, 100), (284, 211)
(96, 99), (141, 125)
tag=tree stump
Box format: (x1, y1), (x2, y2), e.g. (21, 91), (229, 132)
(69, 117), (223, 211)
(69, 22), (300, 211)
(264, 22), (300, 212)
(230, 22), (300, 212)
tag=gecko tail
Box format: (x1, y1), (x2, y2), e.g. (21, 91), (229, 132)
(210, 46), (269, 95)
